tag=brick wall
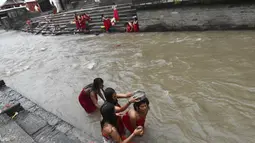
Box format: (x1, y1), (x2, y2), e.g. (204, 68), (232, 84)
(137, 4), (255, 31)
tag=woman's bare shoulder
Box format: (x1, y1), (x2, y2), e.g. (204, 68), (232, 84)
(128, 109), (137, 118)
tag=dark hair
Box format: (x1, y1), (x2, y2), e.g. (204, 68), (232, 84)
(134, 18), (138, 21)
(104, 87), (118, 105)
(133, 97), (149, 112)
(100, 102), (118, 129)
(74, 14), (78, 20)
(91, 78), (103, 93)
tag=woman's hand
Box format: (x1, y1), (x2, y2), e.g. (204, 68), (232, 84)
(133, 126), (143, 136)
(128, 96), (138, 103)
(125, 92), (133, 98)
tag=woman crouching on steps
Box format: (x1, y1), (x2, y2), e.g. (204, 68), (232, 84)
(100, 102), (143, 143)
(78, 78), (105, 114)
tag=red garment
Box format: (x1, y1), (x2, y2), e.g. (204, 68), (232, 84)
(26, 20), (31, 25)
(126, 24), (132, 32)
(53, 8), (57, 14)
(84, 14), (91, 21)
(80, 18), (86, 30)
(122, 111), (145, 133)
(103, 19), (111, 32)
(75, 19), (80, 30)
(78, 88), (97, 113)
(133, 22), (139, 32)
(114, 9), (119, 21)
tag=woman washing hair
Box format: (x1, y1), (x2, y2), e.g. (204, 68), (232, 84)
(122, 96), (149, 136)
(100, 102), (143, 143)
(104, 87), (137, 135)
(78, 78), (105, 113)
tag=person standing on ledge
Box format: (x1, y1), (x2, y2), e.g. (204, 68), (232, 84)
(78, 78), (105, 113)
(112, 3), (119, 22)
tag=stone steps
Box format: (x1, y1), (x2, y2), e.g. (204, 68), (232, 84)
(50, 9), (136, 25)
(25, 3), (136, 35)
(0, 114), (35, 143)
(51, 8), (135, 22)
(0, 84), (101, 142)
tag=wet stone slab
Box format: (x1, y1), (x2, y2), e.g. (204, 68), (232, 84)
(17, 97), (36, 110)
(0, 120), (35, 143)
(15, 111), (47, 135)
(33, 125), (59, 143)
(34, 108), (61, 126)
(56, 121), (73, 134)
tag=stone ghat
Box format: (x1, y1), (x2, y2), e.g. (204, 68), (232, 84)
(0, 80), (100, 143)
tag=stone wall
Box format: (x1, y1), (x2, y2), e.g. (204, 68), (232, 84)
(137, 4), (255, 31)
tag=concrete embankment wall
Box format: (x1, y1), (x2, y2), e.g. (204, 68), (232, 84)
(137, 4), (255, 31)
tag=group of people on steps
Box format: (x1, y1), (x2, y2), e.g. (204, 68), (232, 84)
(101, 3), (139, 33)
(78, 78), (150, 143)
(74, 13), (92, 32)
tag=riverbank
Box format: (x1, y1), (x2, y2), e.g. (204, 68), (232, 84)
(0, 80), (100, 143)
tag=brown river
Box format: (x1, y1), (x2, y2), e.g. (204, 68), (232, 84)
(0, 30), (255, 143)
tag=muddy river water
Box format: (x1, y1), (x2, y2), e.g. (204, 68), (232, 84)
(0, 30), (255, 143)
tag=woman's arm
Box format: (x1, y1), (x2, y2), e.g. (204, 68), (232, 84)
(115, 101), (131, 113)
(90, 92), (100, 108)
(111, 127), (136, 143)
(116, 92), (132, 98)
(129, 110), (138, 131)
(115, 97), (137, 113)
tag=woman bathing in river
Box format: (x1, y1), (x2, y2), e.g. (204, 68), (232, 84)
(104, 87), (137, 136)
(78, 78), (105, 113)
(101, 102), (143, 143)
(122, 96), (149, 136)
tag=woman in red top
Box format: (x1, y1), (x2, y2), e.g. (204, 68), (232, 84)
(112, 3), (119, 21)
(102, 14), (111, 32)
(125, 22), (133, 32)
(74, 14), (80, 31)
(104, 87), (137, 136)
(78, 78), (105, 114)
(122, 97), (149, 136)
(101, 102), (143, 143)
(133, 17), (139, 32)
(79, 14), (86, 32)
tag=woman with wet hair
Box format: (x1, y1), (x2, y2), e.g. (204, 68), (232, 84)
(104, 87), (137, 135)
(122, 96), (149, 136)
(100, 102), (143, 143)
(78, 78), (105, 113)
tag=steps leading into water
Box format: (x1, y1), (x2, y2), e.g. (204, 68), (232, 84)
(23, 3), (136, 35)
(0, 83), (101, 142)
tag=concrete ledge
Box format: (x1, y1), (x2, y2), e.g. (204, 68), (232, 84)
(137, 4), (255, 31)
